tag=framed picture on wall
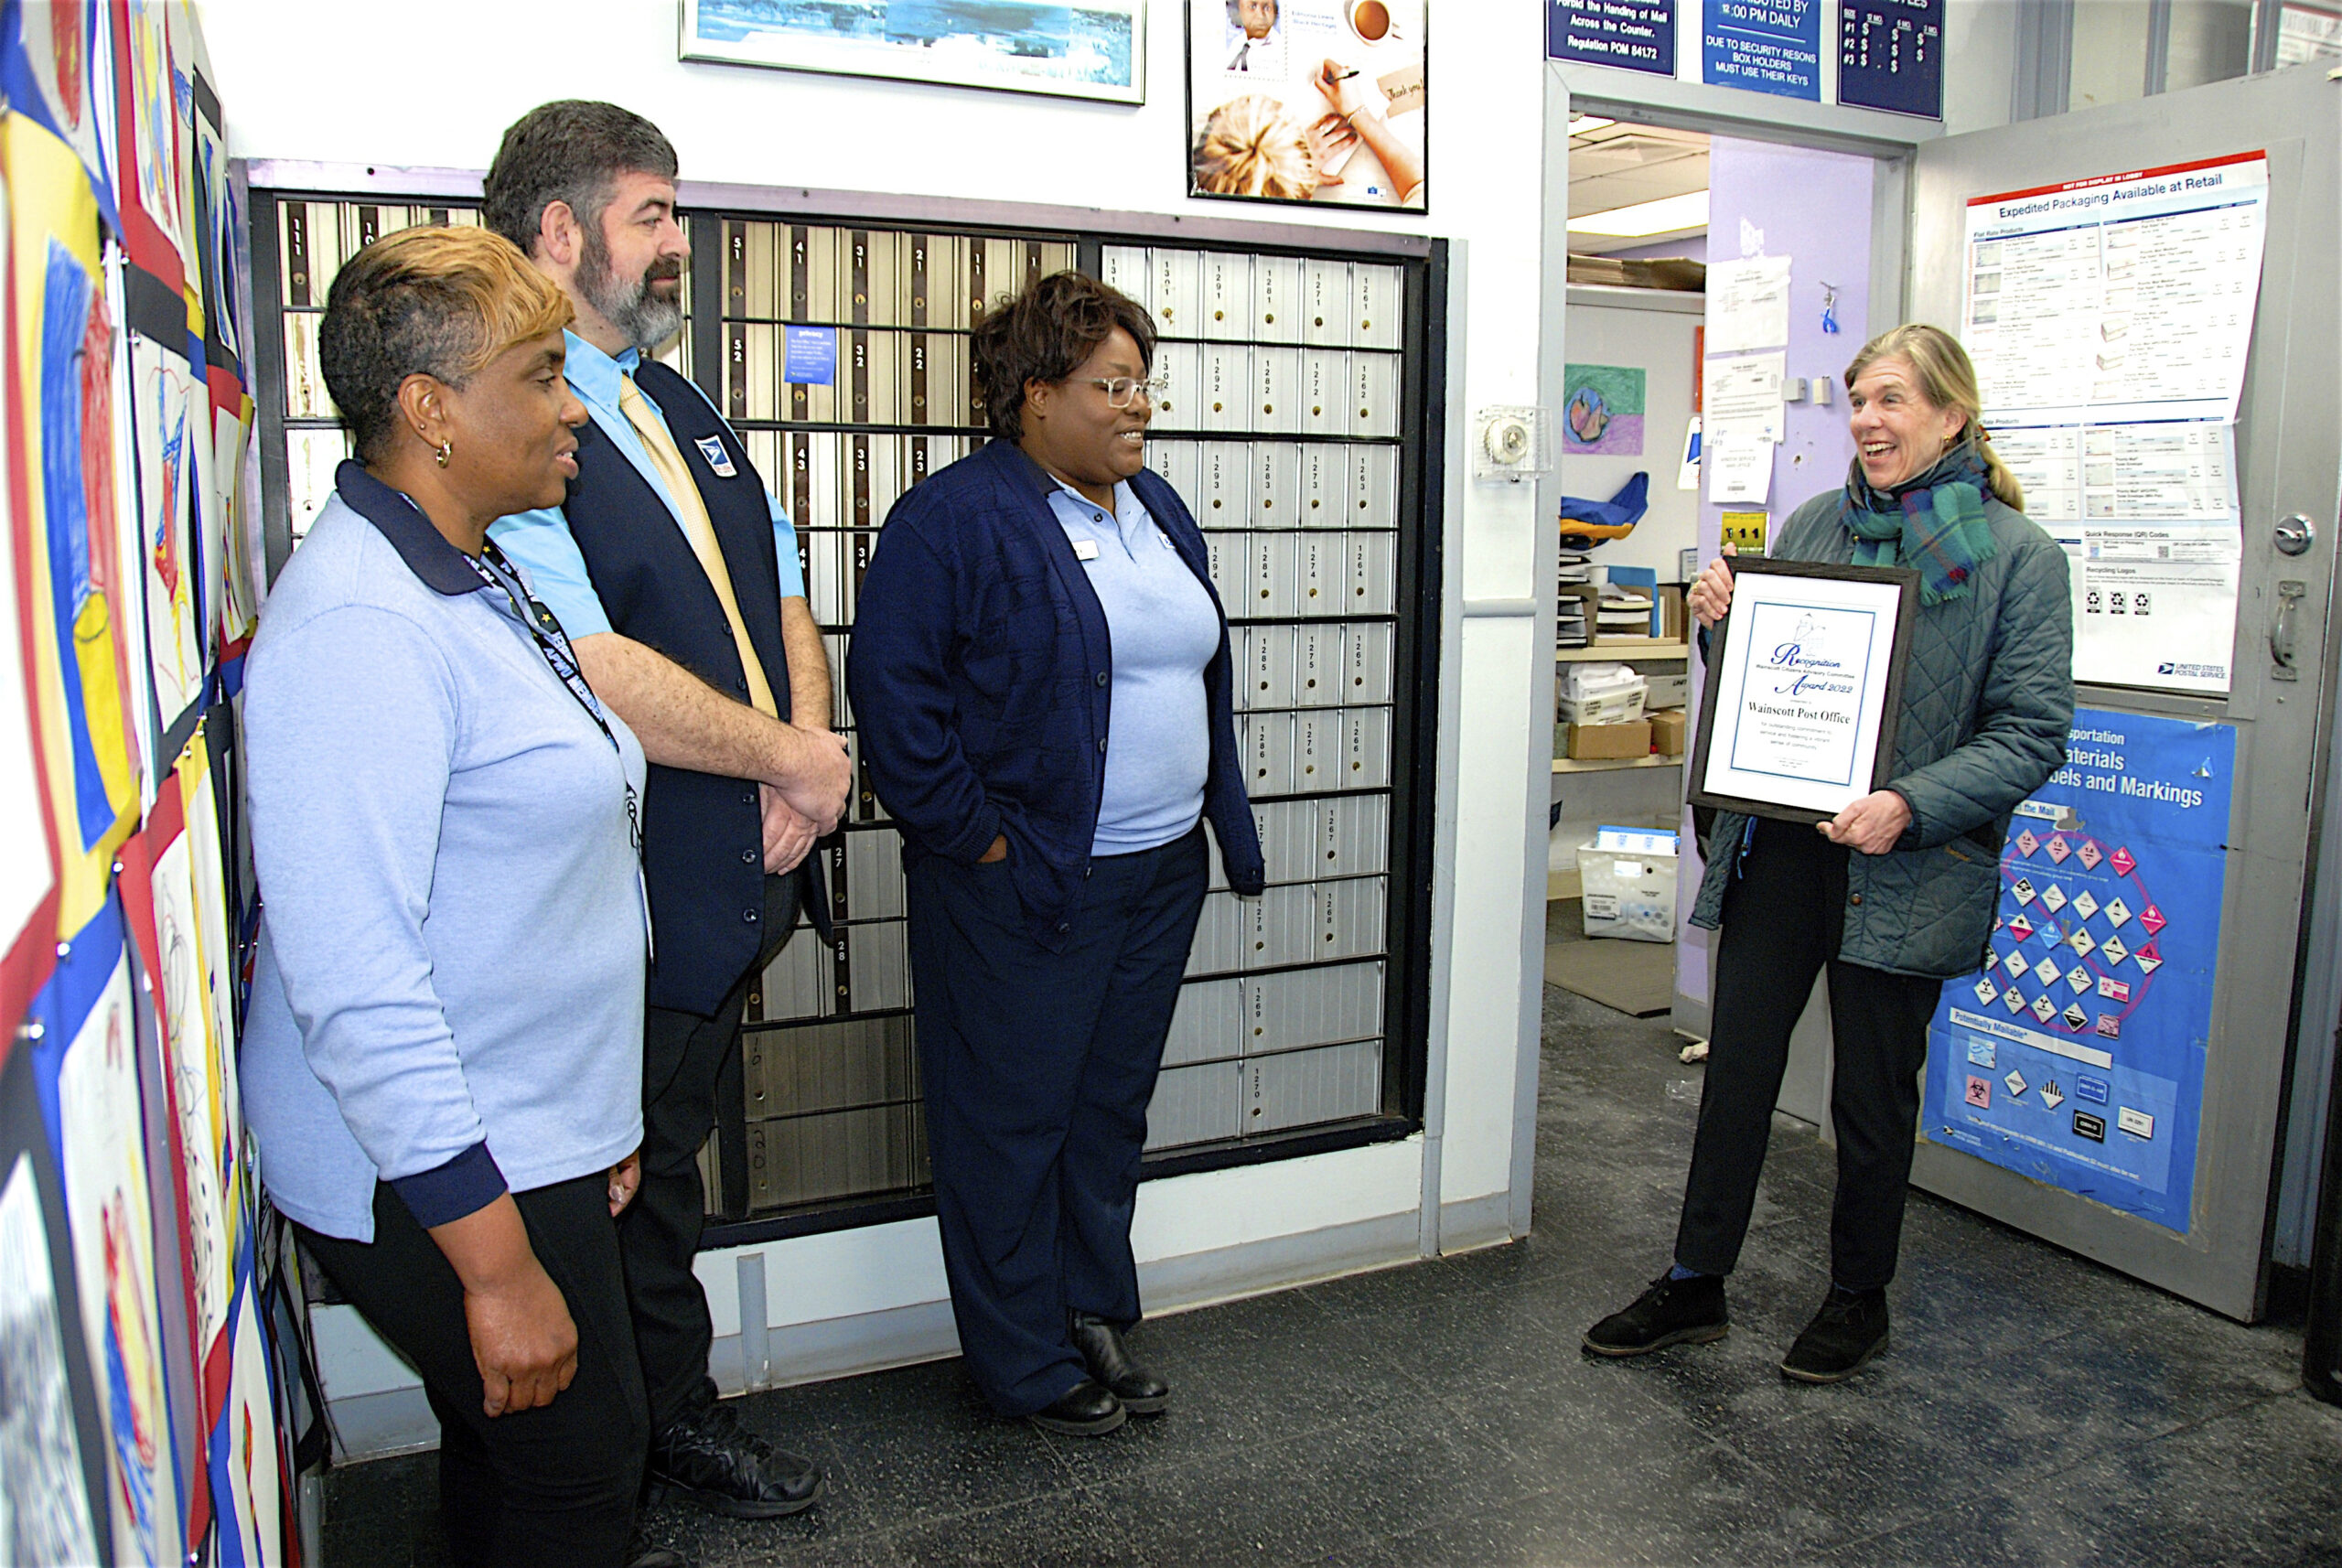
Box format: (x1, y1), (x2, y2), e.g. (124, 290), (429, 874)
(679, 0), (1148, 105)
(1187, 0), (1426, 210)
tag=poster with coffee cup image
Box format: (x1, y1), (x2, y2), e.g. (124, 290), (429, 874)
(1187, 0), (1426, 210)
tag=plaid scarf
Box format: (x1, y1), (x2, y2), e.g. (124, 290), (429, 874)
(1842, 438), (1996, 606)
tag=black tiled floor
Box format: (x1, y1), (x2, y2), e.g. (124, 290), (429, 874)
(323, 983), (2340, 1566)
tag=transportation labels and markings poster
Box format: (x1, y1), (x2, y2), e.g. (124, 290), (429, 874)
(1548, 0), (1677, 76)
(1703, 0), (1821, 100)
(1921, 710), (2232, 1233)
(1962, 153), (2268, 694)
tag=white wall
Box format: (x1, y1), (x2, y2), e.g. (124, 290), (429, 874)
(198, 0), (1550, 1448)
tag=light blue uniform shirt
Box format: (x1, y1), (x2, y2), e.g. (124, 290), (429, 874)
(241, 488), (650, 1242)
(1047, 479), (1219, 855)
(489, 331), (805, 639)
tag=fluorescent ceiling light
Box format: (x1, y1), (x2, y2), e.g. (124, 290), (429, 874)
(1568, 114), (1616, 134)
(1569, 189), (1710, 237)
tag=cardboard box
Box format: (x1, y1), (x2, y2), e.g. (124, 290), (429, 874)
(1644, 672), (1689, 711)
(1558, 688), (1647, 726)
(1649, 708), (1687, 757)
(1568, 720), (1652, 760)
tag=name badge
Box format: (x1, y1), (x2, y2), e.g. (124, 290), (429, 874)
(1072, 539), (1100, 562)
(693, 435), (737, 478)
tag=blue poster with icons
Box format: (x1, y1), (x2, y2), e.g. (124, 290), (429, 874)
(1919, 709), (2233, 1233)
(1703, 0), (1821, 100)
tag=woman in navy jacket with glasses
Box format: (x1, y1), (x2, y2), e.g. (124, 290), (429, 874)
(850, 272), (1263, 1437)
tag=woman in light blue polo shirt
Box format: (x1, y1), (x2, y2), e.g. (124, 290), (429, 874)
(240, 227), (659, 1567)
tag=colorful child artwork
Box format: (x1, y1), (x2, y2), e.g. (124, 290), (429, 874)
(0, 177), (59, 964)
(1563, 363), (1647, 456)
(0, 0), (120, 226)
(209, 1257), (287, 1568)
(130, 334), (204, 734)
(125, 3), (186, 266)
(177, 729), (243, 1176)
(10, 114), (142, 937)
(35, 902), (183, 1565)
(0, 1150), (102, 1564)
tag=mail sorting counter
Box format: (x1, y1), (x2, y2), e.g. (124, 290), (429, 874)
(251, 188), (1445, 1242)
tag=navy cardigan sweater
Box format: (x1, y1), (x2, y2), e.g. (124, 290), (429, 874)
(848, 440), (1265, 950)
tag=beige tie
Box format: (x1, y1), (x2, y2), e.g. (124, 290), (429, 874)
(616, 373), (779, 719)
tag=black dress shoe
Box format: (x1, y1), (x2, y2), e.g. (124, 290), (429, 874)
(626, 1548), (689, 1568)
(647, 1400), (823, 1519)
(1582, 1272), (1730, 1357)
(1069, 1312), (1169, 1415)
(1780, 1287), (1890, 1383)
(1028, 1378), (1126, 1436)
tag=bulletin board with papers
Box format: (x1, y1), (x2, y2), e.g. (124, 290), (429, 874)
(1961, 153), (2268, 694)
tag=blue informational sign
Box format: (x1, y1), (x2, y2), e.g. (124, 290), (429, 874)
(1837, 0), (1944, 117)
(1548, 0), (1677, 76)
(1703, 0), (1821, 100)
(1920, 710), (2235, 1233)
(784, 325), (838, 386)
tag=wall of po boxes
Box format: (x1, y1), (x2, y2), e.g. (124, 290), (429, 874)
(259, 195), (1423, 1228)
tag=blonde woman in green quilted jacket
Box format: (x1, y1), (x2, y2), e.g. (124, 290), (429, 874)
(1584, 324), (2075, 1384)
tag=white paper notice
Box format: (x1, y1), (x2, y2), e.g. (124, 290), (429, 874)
(1704, 352), (1786, 444)
(1963, 154), (2268, 426)
(1706, 255), (1792, 353)
(1707, 441), (1773, 504)
(2054, 535), (2238, 693)
(1677, 415), (1703, 491)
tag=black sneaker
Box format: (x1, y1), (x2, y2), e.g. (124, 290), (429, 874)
(1583, 1272), (1729, 1358)
(1780, 1288), (1889, 1383)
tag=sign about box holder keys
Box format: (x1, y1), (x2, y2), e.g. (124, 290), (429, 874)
(1549, 0), (1677, 76)
(1919, 710), (2233, 1233)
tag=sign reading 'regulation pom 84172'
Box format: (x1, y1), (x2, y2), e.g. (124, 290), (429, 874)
(1547, 0), (1677, 76)
(1921, 709), (2234, 1234)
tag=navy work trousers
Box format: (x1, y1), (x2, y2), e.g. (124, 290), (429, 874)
(906, 827), (1207, 1415)
(1674, 817), (1947, 1293)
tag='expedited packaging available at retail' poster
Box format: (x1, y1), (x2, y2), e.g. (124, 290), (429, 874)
(1920, 709), (2232, 1233)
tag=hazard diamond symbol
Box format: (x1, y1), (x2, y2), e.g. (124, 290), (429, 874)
(2066, 965), (2090, 993)
(2111, 847), (2137, 875)
(2033, 994), (2058, 1023)
(2100, 933), (2129, 966)
(2034, 955), (2062, 986)
(2042, 885), (2068, 913)
(2015, 829), (2040, 856)
(1974, 976), (2000, 1005)
(2012, 877), (2038, 906)
(2046, 836), (2073, 864)
(2136, 943), (2163, 976)
(2063, 1003), (2090, 1030)
(2104, 897), (2133, 927)
(2141, 904), (2167, 936)
(2069, 927), (2097, 958)
(2077, 841), (2104, 870)
(2004, 986), (2029, 1015)
(2073, 891), (2100, 921)
(2009, 914), (2036, 941)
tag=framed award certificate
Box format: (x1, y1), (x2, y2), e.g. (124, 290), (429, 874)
(1687, 559), (1920, 822)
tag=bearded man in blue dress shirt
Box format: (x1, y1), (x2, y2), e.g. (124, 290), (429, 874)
(483, 100), (847, 1520)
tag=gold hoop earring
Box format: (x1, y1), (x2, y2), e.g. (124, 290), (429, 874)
(435, 440), (452, 469)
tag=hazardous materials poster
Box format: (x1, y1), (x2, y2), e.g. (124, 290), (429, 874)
(1920, 709), (2232, 1233)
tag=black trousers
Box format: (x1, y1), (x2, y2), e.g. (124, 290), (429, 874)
(300, 1176), (648, 1567)
(1674, 818), (1947, 1293)
(623, 870), (800, 1431)
(905, 828), (1207, 1416)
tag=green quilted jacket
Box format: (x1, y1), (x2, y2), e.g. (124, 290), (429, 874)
(1690, 488), (2076, 978)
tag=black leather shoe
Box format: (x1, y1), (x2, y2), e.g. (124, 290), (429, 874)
(1069, 1312), (1169, 1415)
(1781, 1287), (1890, 1383)
(626, 1548), (689, 1568)
(1583, 1272), (1730, 1357)
(1027, 1378), (1126, 1436)
(647, 1400), (823, 1519)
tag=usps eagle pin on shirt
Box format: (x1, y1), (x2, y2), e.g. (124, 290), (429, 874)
(694, 435), (738, 478)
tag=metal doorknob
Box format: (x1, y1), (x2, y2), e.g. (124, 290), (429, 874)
(2276, 515), (2316, 557)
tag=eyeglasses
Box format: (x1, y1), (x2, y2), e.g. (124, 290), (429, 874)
(1081, 375), (1169, 409)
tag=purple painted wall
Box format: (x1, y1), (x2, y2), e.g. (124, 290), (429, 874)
(1676, 137), (1880, 1008)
